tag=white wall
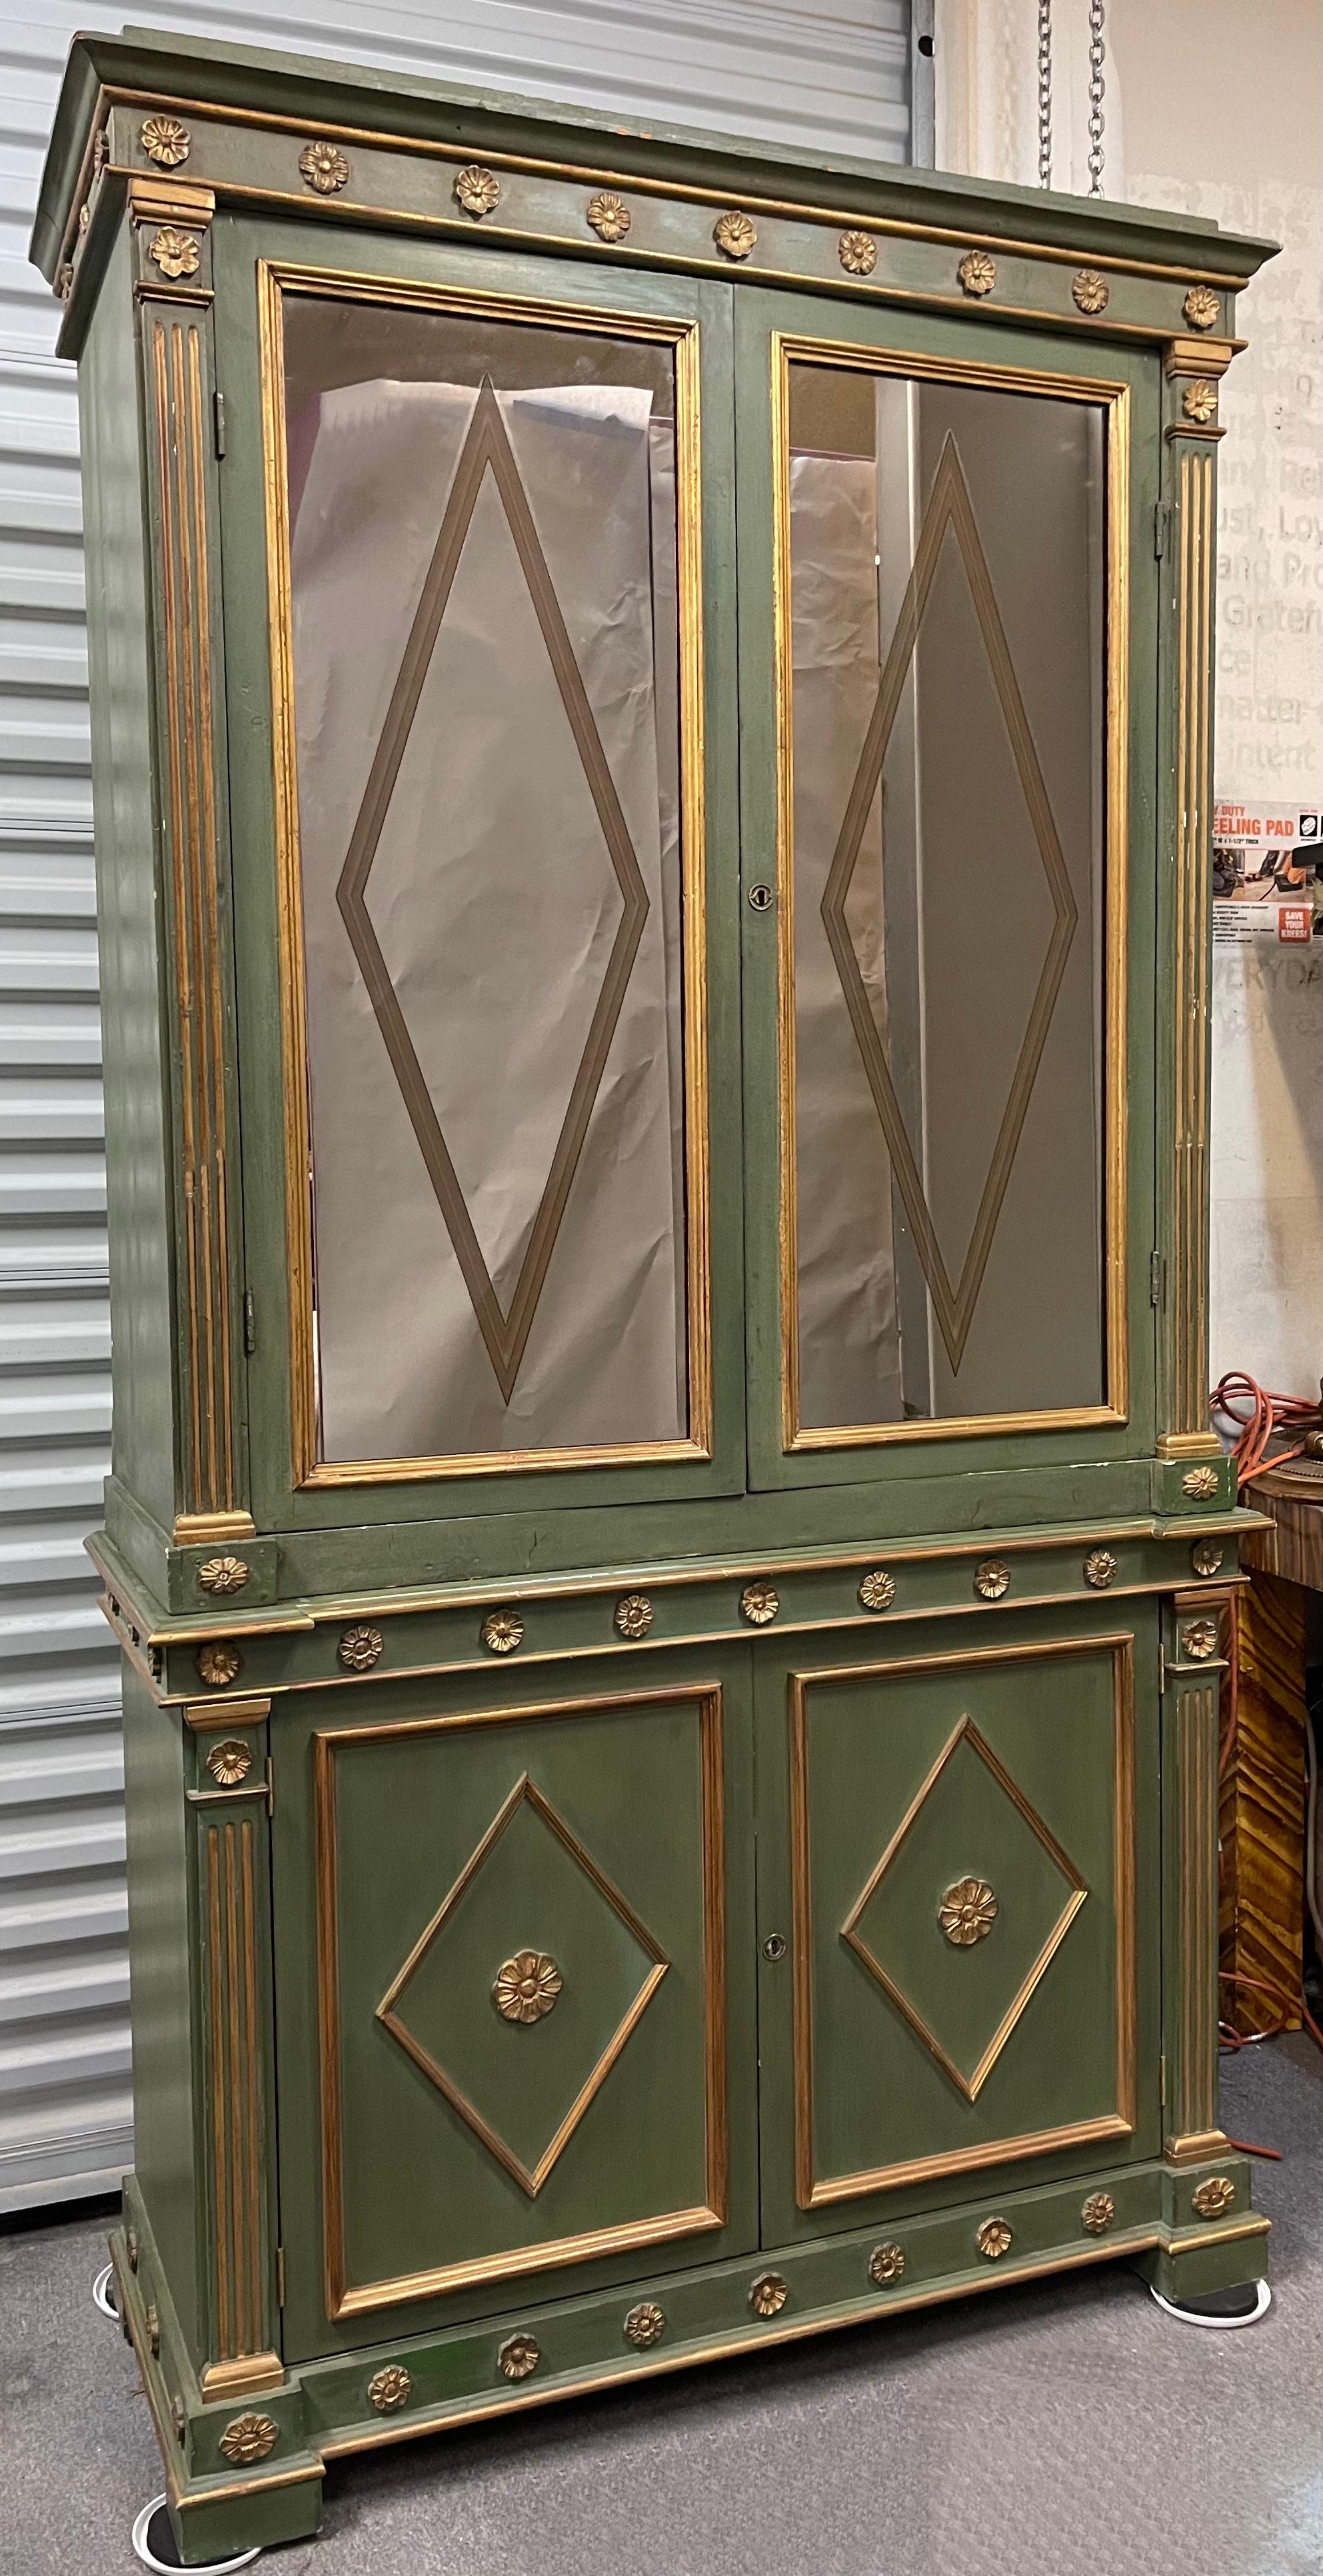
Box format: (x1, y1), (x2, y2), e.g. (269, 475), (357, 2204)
(937, 0), (1323, 1402)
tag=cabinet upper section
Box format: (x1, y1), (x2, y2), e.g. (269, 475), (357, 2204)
(35, 28), (1274, 361)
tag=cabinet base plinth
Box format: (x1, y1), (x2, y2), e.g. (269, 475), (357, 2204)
(111, 2147), (1268, 2566)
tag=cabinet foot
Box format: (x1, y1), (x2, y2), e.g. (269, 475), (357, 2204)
(1148, 2278), (1271, 2330)
(132, 2496), (261, 2575)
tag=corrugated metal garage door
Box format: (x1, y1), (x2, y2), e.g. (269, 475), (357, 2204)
(0, 0), (923, 2210)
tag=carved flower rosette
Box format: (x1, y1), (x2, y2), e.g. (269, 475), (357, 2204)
(713, 210), (757, 261)
(748, 2271), (788, 2317)
(1182, 379), (1219, 426)
(976, 2217), (1012, 2261)
(868, 2241), (906, 2285)
(148, 226), (201, 282)
(338, 1622), (383, 1673)
(740, 1581), (779, 1626)
(368, 2363), (412, 2412)
(1084, 1548), (1117, 1590)
(615, 1592), (654, 1640)
(219, 2411), (278, 2465)
(1182, 284), (1220, 331)
(974, 1558), (1010, 1601)
(493, 1949), (563, 2024)
(1072, 267), (1109, 315)
(624, 2301), (666, 2347)
(838, 229), (878, 277)
(1081, 2191), (1114, 2236)
(455, 164), (501, 218)
(498, 2333), (540, 2380)
(196, 1641), (241, 1688)
(858, 1569), (896, 1612)
(587, 191), (631, 243)
(141, 115), (190, 168)
(939, 1877), (998, 1946)
(958, 249), (996, 297)
(1182, 1464), (1220, 1500)
(199, 1554), (248, 1596)
(482, 1608), (525, 1656)
(205, 1739), (252, 1789)
(1192, 2175), (1235, 2219)
(299, 139), (350, 195)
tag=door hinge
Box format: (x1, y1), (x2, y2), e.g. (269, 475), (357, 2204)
(1150, 1250), (1165, 1309)
(1158, 1640), (1168, 1694)
(275, 2245), (286, 2308)
(1154, 499), (1172, 558)
(213, 387), (227, 459)
(1160, 2053), (1166, 2107)
(243, 1288), (257, 1356)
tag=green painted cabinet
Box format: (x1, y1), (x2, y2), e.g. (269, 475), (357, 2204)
(32, 27), (1274, 2563)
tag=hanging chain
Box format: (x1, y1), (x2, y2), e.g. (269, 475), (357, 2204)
(1087, 0), (1106, 196)
(1036, 0), (1052, 187)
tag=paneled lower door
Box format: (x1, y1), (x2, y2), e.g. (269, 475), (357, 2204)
(754, 1614), (1160, 2243)
(272, 1650), (756, 2359)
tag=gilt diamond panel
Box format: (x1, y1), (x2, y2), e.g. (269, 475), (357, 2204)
(820, 431), (1078, 1371)
(336, 379), (650, 1402)
(841, 1714), (1087, 2100)
(377, 1773), (668, 2196)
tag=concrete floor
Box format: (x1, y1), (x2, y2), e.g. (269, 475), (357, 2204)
(1, 2037), (1318, 2576)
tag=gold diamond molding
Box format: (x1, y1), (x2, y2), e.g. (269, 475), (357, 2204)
(624, 2301), (666, 2347)
(859, 1570), (896, 1612)
(299, 140), (350, 193)
(197, 1642), (241, 1688)
(492, 1949), (563, 2024)
(1082, 2191), (1115, 2234)
(840, 1711), (1088, 2104)
(1192, 2175), (1236, 2218)
(714, 210), (757, 259)
(375, 1770), (668, 2198)
(198, 1555), (249, 1596)
(938, 1877), (998, 1946)
(219, 2411), (278, 2465)
(1072, 268), (1109, 314)
(958, 249), (996, 296)
(368, 2365), (412, 2411)
(455, 164), (501, 217)
(147, 225), (201, 279)
(205, 1739), (253, 1789)
(498, 2333), (540, 2380)
(818, 433), (1078, 1379)
(481, 1609), (525, 1656)
(976, 2217), (1013, 2259)
(338, 1623), (383, 1672)
(838, 229), (878, 276)
(749, 2272), (788, 2316)
(587, 191), (631, 242)
(333, 379), (650, 1409)
(141, 115), (191, 167)
(868, 2241), (906, 2284)
(615, 1593), (654, 1640)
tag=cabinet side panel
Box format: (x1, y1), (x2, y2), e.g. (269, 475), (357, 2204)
(79, 227), (177, 1536)
(121, 1657), (202, 2355)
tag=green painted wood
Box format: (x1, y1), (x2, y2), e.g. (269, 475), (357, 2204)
(269, 1645), (758, 2359)
(79, 231), (179, 1537)
(754, 1603), (1162, 2245)
(121, 1661), (204, 2359)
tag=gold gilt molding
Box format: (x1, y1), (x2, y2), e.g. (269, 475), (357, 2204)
(792, 1633), (1136, 2208)
(1168, 1676), (1221, 2149)
(203, 1816), (268, 2367)
(147, 312), (241, 1524)
(1158, 441), (1218, 1460)
(315, 1682), (728, 2318)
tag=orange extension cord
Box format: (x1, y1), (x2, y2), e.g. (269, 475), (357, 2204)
(1207, 1372), (1323, 2075)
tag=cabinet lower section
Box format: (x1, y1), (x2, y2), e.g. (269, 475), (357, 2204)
(113, 2143), (1266, 2566)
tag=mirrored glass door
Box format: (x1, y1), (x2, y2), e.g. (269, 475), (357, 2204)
(738, 298), (1145, 1482)
(257, 263), (720, 1490)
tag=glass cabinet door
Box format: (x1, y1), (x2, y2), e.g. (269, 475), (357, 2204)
(736, 292), (1156, 1487)
(216, 228), (743, 1522)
